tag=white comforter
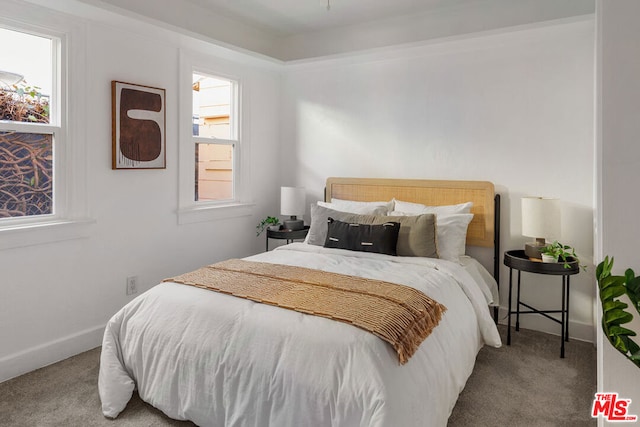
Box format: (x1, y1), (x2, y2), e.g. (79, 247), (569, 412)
(99, 243), (501, 427)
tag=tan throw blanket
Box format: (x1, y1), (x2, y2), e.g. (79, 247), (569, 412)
(164, 259), (446, 364)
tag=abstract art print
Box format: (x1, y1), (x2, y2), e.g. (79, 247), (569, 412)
(112, 81), (166, 169)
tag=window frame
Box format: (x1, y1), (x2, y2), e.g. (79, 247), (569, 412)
(178, 49), (253, 225)
(0, 15), (92, 250)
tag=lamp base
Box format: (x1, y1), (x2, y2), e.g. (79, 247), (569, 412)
(525, 239), (546, 260)
(283, 219), (304, 231)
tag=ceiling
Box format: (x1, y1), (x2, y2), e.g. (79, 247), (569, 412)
(182, 0), (485, 37)
(69, 0), (595, 60)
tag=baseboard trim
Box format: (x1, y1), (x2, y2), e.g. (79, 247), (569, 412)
(496, 306), (595, 343)
(0, 324), (105, 383)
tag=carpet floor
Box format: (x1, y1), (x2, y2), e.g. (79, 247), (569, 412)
(448, 326), (596, 426)
(0, 325), (595, 426)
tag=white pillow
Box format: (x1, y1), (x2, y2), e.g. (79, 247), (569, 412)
(391, 211), (474, 263)
(435, 213), (474, 263)
(392, 199), (473, 215)
(317, 199), (392, 215)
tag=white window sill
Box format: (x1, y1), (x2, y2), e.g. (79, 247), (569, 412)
(178, 202), (255, 225)
(0, 218), (95, 251)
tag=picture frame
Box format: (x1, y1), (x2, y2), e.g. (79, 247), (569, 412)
(111, 81), (166, 169)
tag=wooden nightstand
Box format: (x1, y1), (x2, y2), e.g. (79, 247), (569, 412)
(266, 226), (310, 251)
(503, 249), (580, 358)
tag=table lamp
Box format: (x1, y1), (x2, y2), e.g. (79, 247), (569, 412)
(521, 196), (560, 259)
(281, 186), (305, 231)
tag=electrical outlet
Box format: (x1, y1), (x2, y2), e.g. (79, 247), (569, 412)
(126, 276), (138, 295)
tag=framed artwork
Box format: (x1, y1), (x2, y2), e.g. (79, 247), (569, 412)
(112, 81), (166, 169)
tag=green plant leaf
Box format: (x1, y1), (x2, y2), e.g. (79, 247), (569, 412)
(608, 325), (637, 337)
(627, 275), (640, 292)
(629, 341), (640, 361)
(604, 309), (633, 326)
(614, 335), (629, 352)
(601, 284), (627, 302)
(603, 300), (629, 313)
(597, 256), (613, 281)
(598, 257), (640, 370)
(600, 275), (625, 291)
(626, 275), (640, 312)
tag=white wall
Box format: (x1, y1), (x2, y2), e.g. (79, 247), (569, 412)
(0, 0), (282, 381)
(281, 18), (596, 341)
(597, 0), (640, 423)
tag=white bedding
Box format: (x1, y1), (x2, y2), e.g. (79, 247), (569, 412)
(99, 243), (501, 426)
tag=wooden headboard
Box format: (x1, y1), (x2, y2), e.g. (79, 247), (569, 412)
(325, 177), (496, 248)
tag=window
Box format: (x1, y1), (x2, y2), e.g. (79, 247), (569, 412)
(0, 16), (91, 250)
(178, 50), (252, 224)
(0, 27), (56, 220)
(192, 73), (237, 202)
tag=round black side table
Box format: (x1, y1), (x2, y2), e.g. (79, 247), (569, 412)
(503, 249), (580, 358)
(266, 226), (310, 251)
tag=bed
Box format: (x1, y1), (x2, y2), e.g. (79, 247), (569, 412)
(99, 177), (502, 427)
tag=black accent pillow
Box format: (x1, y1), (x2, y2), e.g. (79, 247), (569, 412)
(323, 217), (401, 256)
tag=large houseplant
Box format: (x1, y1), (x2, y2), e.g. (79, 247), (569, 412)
(597, 256), (640, 368)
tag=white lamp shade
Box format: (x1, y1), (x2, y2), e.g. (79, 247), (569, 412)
(521, 197), (560, 239)
(281, 187), (306, 217)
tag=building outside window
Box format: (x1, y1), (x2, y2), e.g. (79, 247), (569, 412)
(192, 73), (237, 202)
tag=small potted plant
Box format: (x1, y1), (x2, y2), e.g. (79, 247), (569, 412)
(540, 241), (581, 269)
(256, 216), (280, 236)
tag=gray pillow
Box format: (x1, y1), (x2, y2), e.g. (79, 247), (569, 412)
(307, 204), (363, 246)
(340, 212), (438, 258)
